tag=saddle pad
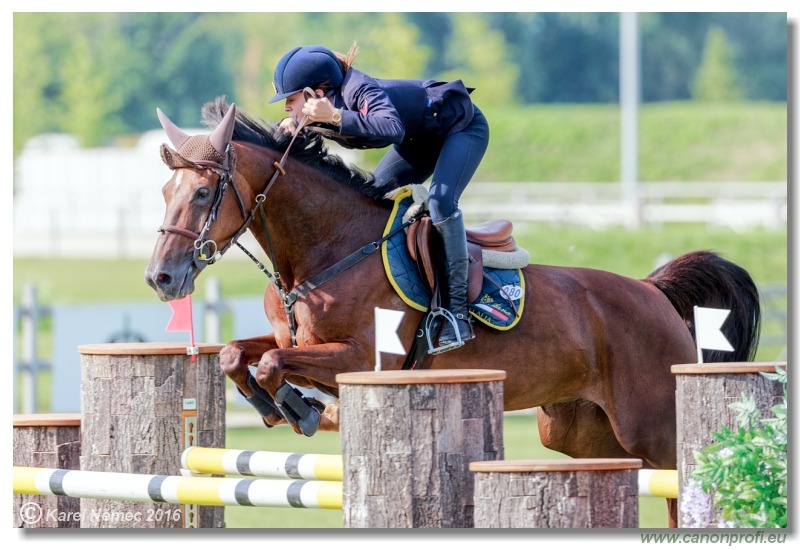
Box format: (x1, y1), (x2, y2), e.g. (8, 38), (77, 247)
(381, 187), (525, 331)
(382, 187), (432, 312)
(469, 267), (525, 330)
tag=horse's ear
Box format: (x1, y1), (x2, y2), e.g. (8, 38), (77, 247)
(209, 104), (236, 156)
(157, 108), (190, 150)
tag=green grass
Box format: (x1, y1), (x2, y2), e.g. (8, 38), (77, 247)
(12, 222), (787, 411)
(220, 415), (669, 528)
(12, 222), (787, 362)
(361, 102), (787, 182)
(12, 225), (786, 303)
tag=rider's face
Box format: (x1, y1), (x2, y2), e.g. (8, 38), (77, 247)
(284, 92), (305, 120)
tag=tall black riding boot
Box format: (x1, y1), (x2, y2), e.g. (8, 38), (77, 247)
(433, 209), (475, 350)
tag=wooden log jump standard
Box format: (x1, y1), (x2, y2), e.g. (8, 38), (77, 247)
(673, 361), (786, 529)
(337, 369), (505, 528)
(78, 342), (226, 528)
(470, 459), (642, 528)
(13, 414), (82, 528)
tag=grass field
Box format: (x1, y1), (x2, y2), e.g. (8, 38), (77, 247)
(360, 102), (787, 183)
(221, 415), (671, 529)
(12, 222), (787, 362)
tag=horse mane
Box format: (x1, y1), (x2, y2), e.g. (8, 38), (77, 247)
(200, 96), (395, 203)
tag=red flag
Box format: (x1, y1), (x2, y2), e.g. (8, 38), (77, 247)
(166, 295), (193, 332)
(166, 295), (197, 361)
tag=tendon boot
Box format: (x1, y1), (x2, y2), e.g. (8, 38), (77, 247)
(432, 209), (475, 351)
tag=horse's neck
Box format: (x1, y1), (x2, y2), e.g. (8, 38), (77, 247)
(245, 158), (386, 287)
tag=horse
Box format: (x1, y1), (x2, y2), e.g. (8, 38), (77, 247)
(145, 98), (761, 527)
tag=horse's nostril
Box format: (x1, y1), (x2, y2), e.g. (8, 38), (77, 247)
(156, 272), (173, 286)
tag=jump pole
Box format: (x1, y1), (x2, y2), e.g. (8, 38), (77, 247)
(672, 361), (786, 528)
(13, 414), (82, 528)
(78, 342), (226, 528)
(337, 369), (505, 528)
(14, 467), (342, 510)
(182, 446), (679, 498)
(638, 469), (678, 499)
(181, 447), (343, 481)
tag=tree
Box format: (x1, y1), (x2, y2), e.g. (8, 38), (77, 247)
(492, 13), (619, 103)
(13, 13), (72, 154)
(58, 32), (125, 146)
(691, 26), (743, 102)
(440, 13), (518, 105)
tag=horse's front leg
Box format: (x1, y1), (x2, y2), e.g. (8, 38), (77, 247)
(219, 334), (288, 428)
(254, 340), (370, 436)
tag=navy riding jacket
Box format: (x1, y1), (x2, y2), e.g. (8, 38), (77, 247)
(319, 69), (475, 150)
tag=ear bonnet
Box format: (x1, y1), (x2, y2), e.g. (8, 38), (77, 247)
(157, 104), (237, 171)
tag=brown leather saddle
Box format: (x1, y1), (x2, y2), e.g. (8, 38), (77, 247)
(406, 217), (517, 303)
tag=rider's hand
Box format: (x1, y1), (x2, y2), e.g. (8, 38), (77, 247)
(302, 97), (338, 124)
(278, 117), (297, 134)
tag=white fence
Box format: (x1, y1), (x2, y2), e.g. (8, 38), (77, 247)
(13, 133), (787, 258)
(460, 181), (787, 230)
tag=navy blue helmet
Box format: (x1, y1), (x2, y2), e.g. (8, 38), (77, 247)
(269, 45), (344, 103)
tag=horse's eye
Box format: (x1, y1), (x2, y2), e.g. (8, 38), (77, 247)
(195, 187), (211, 200)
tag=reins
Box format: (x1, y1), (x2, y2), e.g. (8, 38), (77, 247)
(159, 93), (419, 347)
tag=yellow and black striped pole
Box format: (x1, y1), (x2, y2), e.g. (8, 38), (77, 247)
(14, 467), (342, 509)
(181, 447), (343, 481)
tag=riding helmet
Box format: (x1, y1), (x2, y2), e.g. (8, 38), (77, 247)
(269, 45), (345, 103)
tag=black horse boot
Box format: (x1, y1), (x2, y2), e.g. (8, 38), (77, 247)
(433, 209), (475, 351)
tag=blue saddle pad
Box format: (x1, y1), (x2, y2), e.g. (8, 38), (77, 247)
(380, 187), (525, 331)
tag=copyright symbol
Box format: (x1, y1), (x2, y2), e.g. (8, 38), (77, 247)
(19, 502), (42, 525)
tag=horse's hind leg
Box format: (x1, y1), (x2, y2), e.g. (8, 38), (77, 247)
(538, 401), (678, 528)
(538, 400), (636, 459)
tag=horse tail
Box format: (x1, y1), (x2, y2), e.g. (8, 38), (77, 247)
(645, 250), (761, 362)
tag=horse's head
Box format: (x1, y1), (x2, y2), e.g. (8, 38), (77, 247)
(145, 103), (248, 301)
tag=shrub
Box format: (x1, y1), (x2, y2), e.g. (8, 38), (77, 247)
(680, 366), (787, 528)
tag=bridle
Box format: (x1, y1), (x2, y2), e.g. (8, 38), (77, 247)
(157, 96), (420, 347)
(158, 106), (310, 271)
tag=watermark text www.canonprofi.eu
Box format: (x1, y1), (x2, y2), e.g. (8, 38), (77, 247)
(641, 532), (787, 545)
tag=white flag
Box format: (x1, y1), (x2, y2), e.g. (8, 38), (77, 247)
(694, 306), (733, 362)
(375, 307), (406, 355)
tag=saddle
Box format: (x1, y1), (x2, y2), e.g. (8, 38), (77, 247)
(406, 217), (517, 303)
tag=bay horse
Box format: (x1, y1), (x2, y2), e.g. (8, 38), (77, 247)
(145, 98), (760, 527)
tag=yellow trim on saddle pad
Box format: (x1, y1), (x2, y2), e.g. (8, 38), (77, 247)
(469, 269), (525, 331)
(380, 187), (429, 312)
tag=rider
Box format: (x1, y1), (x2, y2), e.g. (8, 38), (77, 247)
(270, 43), (489, 351)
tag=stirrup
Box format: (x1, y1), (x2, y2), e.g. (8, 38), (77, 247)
(425, 308), (465, 355)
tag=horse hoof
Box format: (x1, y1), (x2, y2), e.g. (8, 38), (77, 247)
(297, 409), (321, 437)
(275, 382), (323, 437)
